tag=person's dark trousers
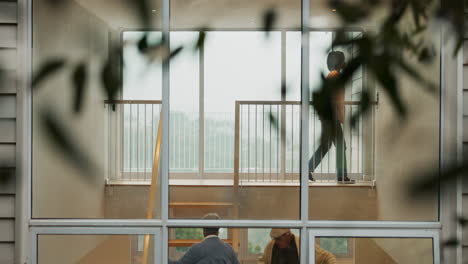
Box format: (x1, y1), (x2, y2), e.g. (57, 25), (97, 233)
(308, 121), (348, 181)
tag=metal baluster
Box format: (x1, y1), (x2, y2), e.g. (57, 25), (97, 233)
(137, 104), (141, 180)
(144, 104), (147, 180)
(247, 105), (250, 181)
(183, 111), (186, 171)
(358, 104), (362, 180)
(349, 104), (353, 178)
(291, 104), (294, 182)
(269, 105), (272, 182)
(130, 104), (133, 181)
(262, 104), (265, 182)
(151, 104), (154, 182)
(255, 105), (258, 181)
(277, 105), (280, 182)
(240, 106), (243, 181)
(312, 107), (315, 182)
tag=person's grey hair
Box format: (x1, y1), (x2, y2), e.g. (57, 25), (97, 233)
(202, 213), (221, 220)
(202, 213), (221, 236)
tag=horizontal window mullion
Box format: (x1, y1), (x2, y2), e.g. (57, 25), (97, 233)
(30, 219), (441, 230)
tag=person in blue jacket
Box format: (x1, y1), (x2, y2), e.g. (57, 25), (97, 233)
(169, 213), (239, 264)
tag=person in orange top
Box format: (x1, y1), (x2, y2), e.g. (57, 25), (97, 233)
(309, 51), (353, 183)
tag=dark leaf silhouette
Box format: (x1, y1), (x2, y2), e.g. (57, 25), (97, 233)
(32, 59), (66, 88)
(101, 57), (119, 101)
(350, 90), (371, 128)
(0, 69), (4, 91)
(131, 0), (151, 28)
(138, 33), (149, 53)
(263, 8), (277, 36)
(409, 162), (467, 197)
(269, 112), (278, 131)
(329, 0), (370, 23)
(40, 109), (97, 181)
(72, 62), (87, 114)
(0, 168), (14, 186)
(458, 216), (468, 226)
(442, 238), (459, 247)
(195, 30), (207, 51)
(167, 46), (183, 62)
(281, 83), (287, 99)
(372, 56), (407, 118)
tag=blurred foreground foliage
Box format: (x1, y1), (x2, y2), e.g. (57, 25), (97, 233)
(0, 0), (467, 249)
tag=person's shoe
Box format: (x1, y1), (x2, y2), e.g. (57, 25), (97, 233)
(337, 177), (355, 184)
(309, 172), (315, 182)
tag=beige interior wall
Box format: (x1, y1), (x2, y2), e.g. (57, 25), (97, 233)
(32, 0), (110, 218)
(38, 235), (110, 264)
(354, 238), (397, 264)
(370, 6), (441, 223)
(371, 238), (433, 264)
(38, 235), (139, 264)
(105, 185), (377, 220)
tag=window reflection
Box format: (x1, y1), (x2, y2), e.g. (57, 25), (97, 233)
(315, 237), (434, 264)
(169, 226), (303, 264)
(38, 235), (155, 264)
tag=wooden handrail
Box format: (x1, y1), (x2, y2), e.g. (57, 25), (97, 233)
(142, 112), (163, 264)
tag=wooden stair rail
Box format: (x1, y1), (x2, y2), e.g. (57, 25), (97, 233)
(142, 114), (163, 264)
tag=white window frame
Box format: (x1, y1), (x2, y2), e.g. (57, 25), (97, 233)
(308, 228), (440, 264)
(30, 227), (161, 264)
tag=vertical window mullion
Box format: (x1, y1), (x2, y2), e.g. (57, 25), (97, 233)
(301, 0), (310, 262)
(161, 0), (171, 262)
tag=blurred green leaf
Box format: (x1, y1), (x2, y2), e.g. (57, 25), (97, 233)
(194, 30), (207, 51)
(396, 57), (436, 92)
(131, 0), (151, 28)
(458, 216), (468, 226)
(329, 0), (370, 23)
(40, 109), (97, 180)
(101, 56), (119, 101)
(409, 161), (468, 197)
(0, 168), (14, 186)
(263, 8), (277, 36)
(32, 59), (66, 88)
(281, 83), (287, 99)
(442, 238), (459, 247)
(372, 56), (407, 118)
(350, 90), (371, 128)
(137, 33), (149, 53)
(167, 46), (183, 61)
(417, 46), (436, 64)
(72, 62), (87, 114)
(268, 112), (278, 131)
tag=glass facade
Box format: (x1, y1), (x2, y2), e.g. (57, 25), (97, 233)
(29, 0), (443, 262)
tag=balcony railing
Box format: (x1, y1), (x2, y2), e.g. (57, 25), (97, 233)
(234, 100), (376, 184)
(105, 99), (375, 185)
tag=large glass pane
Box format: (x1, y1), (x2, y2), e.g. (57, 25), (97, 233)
(32, 0), (163, 218)
(308, 1), (440, 221)
(170, 0), (301, 220)
(38, 234), (156, 264)
(168, 227), (301, 263)
(315, 237), (434, 264)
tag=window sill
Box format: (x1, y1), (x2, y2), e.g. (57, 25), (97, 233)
(106, 179), (375, 187)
